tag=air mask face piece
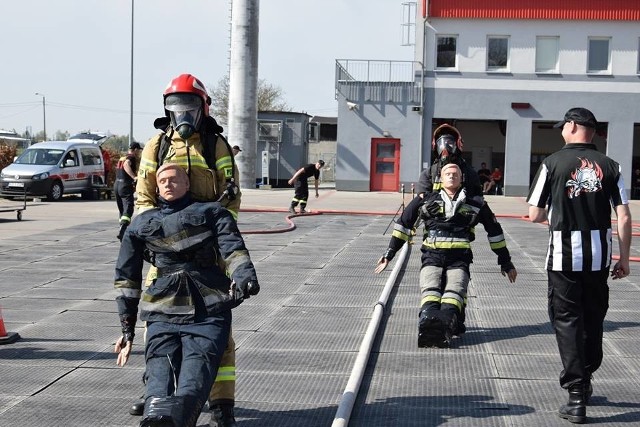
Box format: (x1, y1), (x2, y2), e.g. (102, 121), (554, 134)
(165, 94), (203, 139)
(435, 135), (458, 165)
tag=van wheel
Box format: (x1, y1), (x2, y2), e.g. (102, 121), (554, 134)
(47, 181), (63, 201)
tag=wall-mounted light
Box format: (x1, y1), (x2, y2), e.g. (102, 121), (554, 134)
(382, 131), (391, 137)
(346, 100), (358, 111)
(511, 102), (531, 109)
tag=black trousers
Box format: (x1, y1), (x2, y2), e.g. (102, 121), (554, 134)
(115, 180), (135, 223)
(291, 179), (309, 208)
(547, 269), (609, 389)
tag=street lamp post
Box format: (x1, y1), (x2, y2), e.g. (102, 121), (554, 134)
(129, 0), (134, 147)
(35, 92), (46, 141)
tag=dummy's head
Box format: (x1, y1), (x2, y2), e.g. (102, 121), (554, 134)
(440, 163), (462, 192)
(157, 163), (190, 201)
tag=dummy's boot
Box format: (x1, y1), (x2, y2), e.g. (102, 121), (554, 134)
(140, 397), (181, 427)
(209, 403), (237, 427)
(558, 384), (587, 424)
(288, 203), (297, 214)
(129, 397), (145, 416)
(299, 206), (307, 214)
(418, 309), (448, 348)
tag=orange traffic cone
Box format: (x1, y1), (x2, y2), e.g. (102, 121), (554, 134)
(0, 306), (20, 345)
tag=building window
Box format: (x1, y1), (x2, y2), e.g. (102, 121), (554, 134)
(487, 36), (509, 71)
(587, 37), (611, 74)
(536, 36), (559, 73)
(436, 35), (457, 69)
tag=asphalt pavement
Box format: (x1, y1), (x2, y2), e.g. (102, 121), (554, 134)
(0, 187), (639, 427)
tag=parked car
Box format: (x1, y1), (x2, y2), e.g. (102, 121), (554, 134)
(0, 141), (105, 201)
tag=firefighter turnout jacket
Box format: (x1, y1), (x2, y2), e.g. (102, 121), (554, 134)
(114, 195), (258, 331)
(136, 122), (241, 219)
(384, 190), (513, 269)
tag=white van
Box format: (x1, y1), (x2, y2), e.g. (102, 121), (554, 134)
(0, 141), (105, 201)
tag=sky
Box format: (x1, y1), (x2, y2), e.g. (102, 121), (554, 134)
(0, 0), (413, 143)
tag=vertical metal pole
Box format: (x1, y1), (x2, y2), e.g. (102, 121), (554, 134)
(42, 96), (46, 141)
(35, 93), (46, 141)
(228, 0), (260, 190)
(129, 0), (135, 147)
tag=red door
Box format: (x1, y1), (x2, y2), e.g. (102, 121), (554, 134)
(370, 138), (400, 192)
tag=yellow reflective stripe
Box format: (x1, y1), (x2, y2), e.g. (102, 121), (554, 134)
(421, 295), (442, 306)
(224, 168), (233, 178)
(120, 215), (131, 222)
(139, 157), (158, 171)
(490, 241), (507, 249)
(228, 209), (238, 220)
(216, 156), (233, 170)
(423, 241), (471, 249)
(214, 366), (236, 382)
(392, 229), (410, 242)
(168, 155), (209, 169)
(433, 182), (443, 190)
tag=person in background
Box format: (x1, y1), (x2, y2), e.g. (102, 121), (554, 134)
(477, 162), (491, 189)
(114, 142), (142, 241)
(231, 145), (242, 157)
(527, 107), (631, 424)
(101, 146), (112, 187)
(287, 160), (325, 214)
(483, 167), (503, 194)
(114, 164), (259, 427)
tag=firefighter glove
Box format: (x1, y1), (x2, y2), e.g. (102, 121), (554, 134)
(119, 314), (136, 344)
(382, 248), (396, 262)
(501, 261), (515, 274)
(225, 181), (238, 201)
(420, 200), (443, 219)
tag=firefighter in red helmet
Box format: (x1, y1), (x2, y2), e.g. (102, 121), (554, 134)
(132, 73), (242, 426)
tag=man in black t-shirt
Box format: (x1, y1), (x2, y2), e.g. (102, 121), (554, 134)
(527, 107), (631, 424)
(288, 160), (325, 214)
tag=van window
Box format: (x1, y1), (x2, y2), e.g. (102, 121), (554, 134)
(80, 148), (102, 166)
(15, 148), (64, 165)
(63, 150), (79, 167)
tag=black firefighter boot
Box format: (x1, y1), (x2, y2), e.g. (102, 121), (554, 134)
(210, 403), (237, 427)
(418, 308), (449, 348)
(558, 384), (587, 424)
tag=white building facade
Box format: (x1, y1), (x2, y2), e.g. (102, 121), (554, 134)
(335, 0), (640, 195)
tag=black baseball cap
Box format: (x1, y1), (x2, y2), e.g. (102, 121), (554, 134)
(129, 142), (142, 150)
(232, 145), (242, 151)
(553, 107), (598, 129)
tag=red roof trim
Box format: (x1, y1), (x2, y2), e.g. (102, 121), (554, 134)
(427, 0), (640, 21)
